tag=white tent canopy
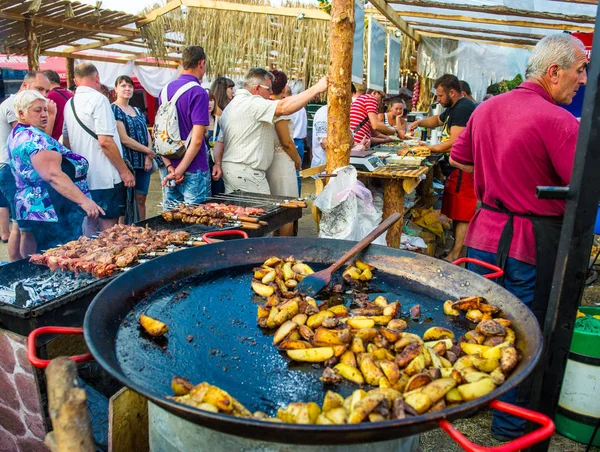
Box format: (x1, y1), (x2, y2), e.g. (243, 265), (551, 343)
(382, 0), (597, 100)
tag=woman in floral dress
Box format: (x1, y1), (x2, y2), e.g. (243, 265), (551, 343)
(8, 90), (103, 255)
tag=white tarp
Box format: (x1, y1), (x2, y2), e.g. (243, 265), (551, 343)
(89, 60), (180, 97)
(398, 0), (596, 101)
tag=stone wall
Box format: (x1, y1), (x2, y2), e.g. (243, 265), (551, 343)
(0, 330), (47, 451)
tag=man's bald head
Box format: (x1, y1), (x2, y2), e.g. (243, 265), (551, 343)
(74, 63), (101, 90)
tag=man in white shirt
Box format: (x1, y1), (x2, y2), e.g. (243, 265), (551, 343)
(212, 68), (327, 194)
(0, 71), (57, 261)
(63, 63), (134, 234)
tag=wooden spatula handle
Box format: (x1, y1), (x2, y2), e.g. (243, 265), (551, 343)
(328, 212), (402, 274)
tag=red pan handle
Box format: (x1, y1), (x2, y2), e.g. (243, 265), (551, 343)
(438, 400), (555, 452)
(453, 257), (504, 280)
(27, 326), (93, 369)
(202, 229), (248, 244)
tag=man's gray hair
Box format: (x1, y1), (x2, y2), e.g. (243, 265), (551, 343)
(13, 90), (46, 115)
(526, 33), (586, 79)
(243, 68), (274, 90)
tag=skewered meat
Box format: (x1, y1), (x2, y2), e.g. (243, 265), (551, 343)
(162, 203), (266, 227)
(29, 224), (191, 277)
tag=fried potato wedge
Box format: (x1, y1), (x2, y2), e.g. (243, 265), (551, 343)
(347, 317), (376, 329)
(355, 260), (376, 271)
(292, 263), (314, 276)
(322, 391), (345, 412)
(443, 300), (460, 316)
(494, 318), (512, 328)
(465, 330), (486, 345)
(171, 377), (193, 396)
(404, 391), (432, 415)
(424, 338), (453, 350)
(287, 347), (334, 362)
(343, 266), (362, 280)
(420, 378), (457, 404)
(383, 301), (401, 318)
(348, 393), (386, 423)
(306, 310), (335, 329)
(203, 385), (234, 412)
(282, 263), (295, 281)
(423, 327), (455, 341)
(325, 407), (348, 424)
(329, 304), (349, 318)
(373, 295), (388, 307)
(313, 327), (351, 346)
(446, 387), (463, 403)
(335, 363), (365, 385)
(139, 314), (168, 337)
(358, 268), (373, 281)
(387, 319), (408, 332)
(500, 346), (519, 373)
(466, 309), (484, 323)
(355, 327), (379, 342)
(460, 342), (491, 356)
(379, 360), (401, 384)
(380, 327), (401, 344)
(273, 320), (298, 345)
(359, 356), (385, 385)
(351, 337), (366, 354)
(262, 269), (276, 285)
(264, 257), (282, 267)
(472, 356), (500, 373)
(452, 296), (482, 311)
(396, 343), (423, 368)
(251, 281), (275, 298)
(405, 354), (426, 376)
(279, 339), (312, 350)
(476, 320), (507, 337)
(405, 373), (432, 393)
(457, 378), (496, 402)
(339, 350), (358, 368)
(482, 341), (511, 360)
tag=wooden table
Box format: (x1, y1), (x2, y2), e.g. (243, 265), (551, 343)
(357, 165), (433, 248)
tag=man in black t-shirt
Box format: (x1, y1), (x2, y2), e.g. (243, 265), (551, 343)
(409, 74), (476, 261)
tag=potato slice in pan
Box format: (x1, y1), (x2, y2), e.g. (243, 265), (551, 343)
(287, 347), (334, 362)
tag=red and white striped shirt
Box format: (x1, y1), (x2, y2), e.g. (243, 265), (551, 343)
(349, 94), (380, 143)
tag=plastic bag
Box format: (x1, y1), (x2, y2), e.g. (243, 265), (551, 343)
(314, 165), (387, 245)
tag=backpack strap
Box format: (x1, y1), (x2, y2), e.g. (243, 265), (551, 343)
(166, 81), (200, 105)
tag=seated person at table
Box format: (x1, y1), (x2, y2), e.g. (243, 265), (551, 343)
(7, 90), (104, 255)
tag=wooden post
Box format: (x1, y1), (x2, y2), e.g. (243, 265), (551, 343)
(325, 0), (355, 174)
(24, 17), (40, 72)
(45, 357), (94, 452)
(65, 58), (75, 89)
(383, 180), (404, 247)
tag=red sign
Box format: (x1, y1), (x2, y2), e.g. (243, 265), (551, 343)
(572, 32), (593, 60)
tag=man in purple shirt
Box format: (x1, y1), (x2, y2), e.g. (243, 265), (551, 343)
(450, 33), (587, 441)
(160, 46), (211, 205)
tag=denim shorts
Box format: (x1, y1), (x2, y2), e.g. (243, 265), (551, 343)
(90, 182), (126, 220)
(0, 165), (16, 219)
(164, 169), (211, 207)
(134, 168), (152, 195)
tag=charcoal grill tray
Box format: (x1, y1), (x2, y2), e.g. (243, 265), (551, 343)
(0, 220), (234, 336)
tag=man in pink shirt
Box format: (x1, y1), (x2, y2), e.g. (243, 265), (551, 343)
(450, 33), (587, 440)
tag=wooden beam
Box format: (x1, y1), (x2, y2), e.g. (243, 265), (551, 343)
(62, 36), (131, 53)
(369, 0), (420, 42)
(418, 30), (533, 49)
(180, 0), (331, 20)
(389, 0), (595, 24)
(65, 57), (75, 88)
(24, 17), (39, 71)
(0, 10), (140, 37)
(390, 10), (595, 32)
(137, 0), (182, 26)
(42, 50), (180, 68)
(417, 29), (537, 47)
(408, 22), (545, 41)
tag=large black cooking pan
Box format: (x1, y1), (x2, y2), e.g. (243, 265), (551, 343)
(28, 238), (554, 448)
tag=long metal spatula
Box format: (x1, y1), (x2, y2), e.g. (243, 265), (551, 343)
(296, 212), (402, 297)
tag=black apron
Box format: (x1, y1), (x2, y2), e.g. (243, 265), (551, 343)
(481, 200), (563, 326)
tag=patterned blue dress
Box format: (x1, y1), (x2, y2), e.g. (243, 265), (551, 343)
(111, 104), (148, 169)
(7, 123), (91, 222)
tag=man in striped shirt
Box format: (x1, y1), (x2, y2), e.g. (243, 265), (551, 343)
(212, 68), (327, 194)
(349, 89), (400, 144)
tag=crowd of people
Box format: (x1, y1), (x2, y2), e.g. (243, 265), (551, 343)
(0, 45), (327, 257)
